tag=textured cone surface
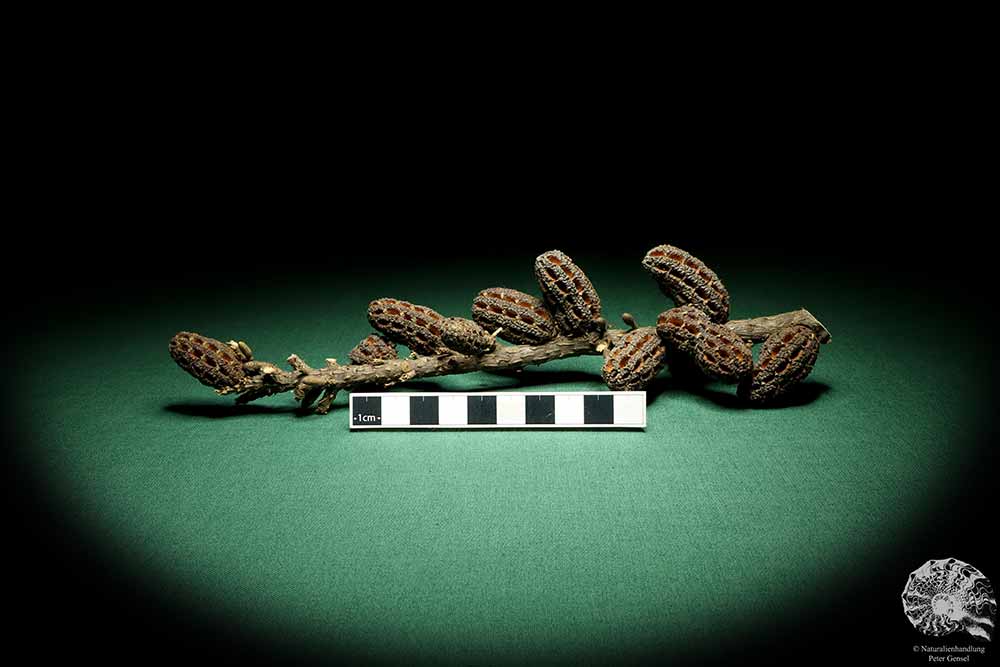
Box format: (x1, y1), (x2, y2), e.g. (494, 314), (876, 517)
(602, 327), (667, 391)
(693, 322), (753, 383)
(534, 250), (603, 335)
(656, 304), (711, 355)
(642, 245), (730, 323)
(472, 287), (558, 345)
(170, 332), (247, 391)
(367, 298), (446, 356)
(349, 334), (398, 365)
(739, 325), (820, 403)
(442, 317), (496, 355)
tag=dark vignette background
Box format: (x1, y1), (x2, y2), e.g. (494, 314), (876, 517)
(5, 52), (995, 666)
(7, 230), (996, 666)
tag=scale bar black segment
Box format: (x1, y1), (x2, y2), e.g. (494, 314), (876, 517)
(352, 396), (382, 426)
(525, 395), (555, 424)
(583, 395), (614, 424)
(467, 395), (498, 424)
(409, 395), (439, 425)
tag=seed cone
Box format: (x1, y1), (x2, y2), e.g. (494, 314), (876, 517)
(738, 325), (820, 403)
(349, 334), (398, 365)
(534, 250), (603, 335)
(693, 322), (753, 383)
(642, 245), (730, 323)
(472, 287), (557, 345)
(367, 298), (446, 356)
(169, 332), (248, 391)
(656, 304), (711, 355)
(602, 327), (667, 391)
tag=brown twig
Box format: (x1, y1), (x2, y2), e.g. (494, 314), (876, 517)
(232, 309), (829, 414)
(725, 308), (831, 344)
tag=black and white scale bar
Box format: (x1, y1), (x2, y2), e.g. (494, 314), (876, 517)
(350, 392), (645, 429)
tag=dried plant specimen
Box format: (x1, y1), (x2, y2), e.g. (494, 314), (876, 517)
(367, 298), (446, 356)
(472, 287), (557, 345)
(534, 250), (603, 335)
(693, 323), (753, 383)
(349, 334), (398, 365)
(441, 317), (496, 355)
(642, 245), (730, 323)
(738, 325), (820, 403)
(169, 245), (832, 415)
(602, 327), (667, 391)
(169, 332), (248, 392)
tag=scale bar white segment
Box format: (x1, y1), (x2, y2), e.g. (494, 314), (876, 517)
(614, 393), (646, 427)
(381, 395), (410, 426)
(554, 394), (584, 425)
(438, 394), (468, 426)
(496, 394), (526, 425)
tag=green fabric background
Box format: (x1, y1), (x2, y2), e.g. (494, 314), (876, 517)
(16, 255), (991, 662)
